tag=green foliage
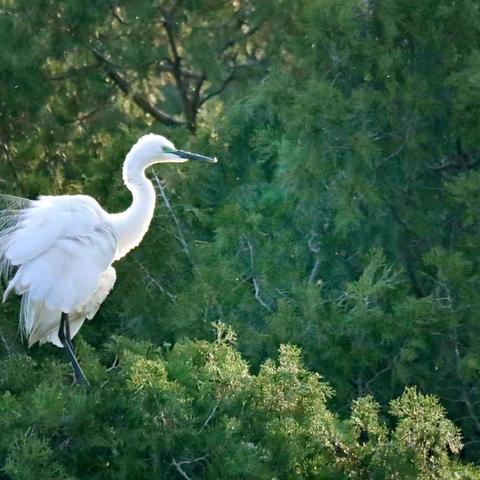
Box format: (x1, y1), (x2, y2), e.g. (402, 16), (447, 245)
(1, 0), (480, 476)
(4, 435), (76, 480)
(1, 328), (476, 479)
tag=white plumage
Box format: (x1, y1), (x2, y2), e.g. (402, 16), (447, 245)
(0, 134), (216, 354)
(2, 195), (117, 346)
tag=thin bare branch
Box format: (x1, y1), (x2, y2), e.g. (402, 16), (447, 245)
(134, 259), (177, 302)
(308, 231), (321, 284)
(171, 459), (192, 480)
(462, 390), (480, 434)
(63, 106), (101, 124)
(218, 19), (264, 56)
(377, 133), (409, 166)
(452, 329), (480, 434)
(427, 157), (480, 172)
(107, 355), (119, 371)
(252, 277), (271, 311)
(244, 236), (271, 311)
(200, 402), (219, 431)
(0, 332), (12, 355)
(361, 348), (403, 394)
(161, 15), (196, 130)
(152, 172), (192, 262)
(199, 70), (235, 106)
(308, 260), (321, 285)
(191, 74), (206, 112)
(171, 456), (209, 480)
(153, 61), (202, 80)
(108, 0), (126, 24)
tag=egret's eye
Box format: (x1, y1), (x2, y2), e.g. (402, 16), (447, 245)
(163, 146), (175, 154)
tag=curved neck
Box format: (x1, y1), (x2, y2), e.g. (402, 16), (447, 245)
(110, 154), (157, 259)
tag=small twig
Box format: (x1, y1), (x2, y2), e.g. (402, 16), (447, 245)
(108, 0), (126, 24)
(365, 363), (393, 391)
(243, 236), (271, 311)
(377, 129), (411, 167)
(63, 106), (101, 124)
(0, 332), (12, 355)
(307, 231), (321, 284)
(462, 390), (480, 434)
(171, 456), (209, 480)
(152, 172), (192, 263)
(171, 459), (192, 480)
(252, 277), (271, 311)
(106, 355), (119, 371)
(452, 330), (480, 434)
(134, 259), (177, 302)
(463, 440), (480, 447)
(308, 260), (321, 284)
(365, 351), (401, 392)
(200, 403), (219, 431)
(244, 236), (255, 270)
(199, 70), (236, 106)
(381, 137), (408, 164)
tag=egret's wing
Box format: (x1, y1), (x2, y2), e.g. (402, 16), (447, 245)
(5, 195), (107, 266)
(2, 194), (117, 321)
(13, 225), (117, 311)
(27, 267), (117, 347)
(80, 266), (117, 320)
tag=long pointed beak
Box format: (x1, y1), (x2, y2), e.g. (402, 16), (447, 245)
(173, 149), (218, 163)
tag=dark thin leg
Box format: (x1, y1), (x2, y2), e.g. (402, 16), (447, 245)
(59, 312), (88, 386)
(62, 312), (76, 355)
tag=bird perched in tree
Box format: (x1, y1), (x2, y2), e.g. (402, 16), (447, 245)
(0, 134), (217, 384)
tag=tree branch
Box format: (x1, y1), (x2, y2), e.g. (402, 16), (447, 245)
(152, 172), (192, 262)
(452, 329), (480, 435)
(171, 456), (209, 480)
(252, 277), (271, 311)
(199, 70), (236, 106)
(200, 402), (219, 431)
(161, 15), (196, 130)
(108, 0), (126, 24)
(199, 60), (264, 106)
(171, 459), (192, 480)
(0, 332), (12, 355)
(308, 231), (321, 284)
(217, 18), (264, 57)
(244, 236), (271, 311)
(427, 158), (480, 172)
(153, 61), (202, 80)
(364, 352), (400, 393)
(62, 106), (102, 124)
(92, 48), (184, 126)
(134, 259), (177, 302)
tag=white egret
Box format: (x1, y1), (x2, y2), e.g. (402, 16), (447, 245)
(0, 134), (216, 384)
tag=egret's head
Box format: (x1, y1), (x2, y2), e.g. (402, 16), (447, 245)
(129, 134), (217, 165)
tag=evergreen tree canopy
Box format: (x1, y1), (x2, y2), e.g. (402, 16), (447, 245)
(0, 0), (480, 477)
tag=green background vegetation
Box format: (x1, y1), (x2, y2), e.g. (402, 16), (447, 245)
(0, 0), (480, 477)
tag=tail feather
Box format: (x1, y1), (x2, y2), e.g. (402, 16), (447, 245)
(0, 194), (32, 298)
